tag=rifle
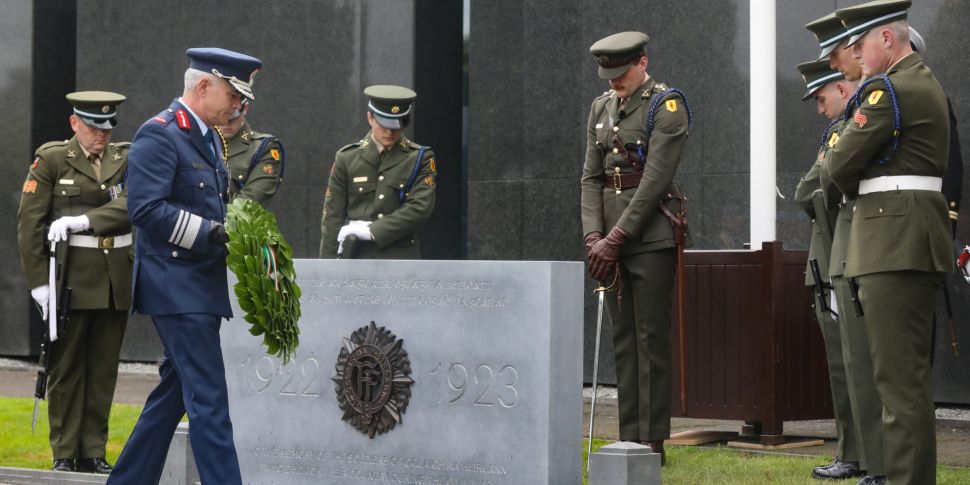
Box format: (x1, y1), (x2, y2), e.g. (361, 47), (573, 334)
(32, 238), (71, 432)
(808, 258), (837, 319)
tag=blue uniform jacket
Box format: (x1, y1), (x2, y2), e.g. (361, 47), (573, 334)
(128, 99), (232, 317)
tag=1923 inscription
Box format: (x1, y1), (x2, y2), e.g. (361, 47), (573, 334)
(430, 362), (518, 408)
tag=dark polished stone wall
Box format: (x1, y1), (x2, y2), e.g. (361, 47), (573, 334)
(0, 0), (77, 356)
(2, 0), (967, 404)
(468, 0), (970, 402)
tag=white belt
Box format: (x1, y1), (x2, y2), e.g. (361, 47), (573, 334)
(68, 233), (133, 249)
(858, 176), (942, 195)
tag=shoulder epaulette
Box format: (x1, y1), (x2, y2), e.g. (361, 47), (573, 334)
(111, 141), (132, 149)
(642, 82), (669, 99)
(150, 110), (174, 126)
(36, 140), (69, 154)
(249, 130), (273, 140)
(338, 142), (360, 153)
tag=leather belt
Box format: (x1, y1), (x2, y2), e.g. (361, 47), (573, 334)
(604, 172), (643, 193)
(858, 175), (942, 195)
(68, 233), (132, 249)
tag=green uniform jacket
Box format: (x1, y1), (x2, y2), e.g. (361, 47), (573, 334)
(794, 130), (840, 286)
(17, 137), (133, 310)
(824, 53), (952, 277)
(226, 120), (283, 205)
(319, 134), (436, 259)
(580, 77), (689, 255)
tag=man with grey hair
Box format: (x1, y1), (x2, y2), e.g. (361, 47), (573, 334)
(107, 47), (262, 485)
(827, 1), (952, 483)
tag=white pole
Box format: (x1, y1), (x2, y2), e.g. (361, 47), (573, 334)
(749, 0), (777, 249)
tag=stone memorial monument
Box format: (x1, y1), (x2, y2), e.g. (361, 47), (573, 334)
(220, 259), (583, 484)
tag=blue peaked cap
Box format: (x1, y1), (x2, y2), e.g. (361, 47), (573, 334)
(186, 47), (262, 100)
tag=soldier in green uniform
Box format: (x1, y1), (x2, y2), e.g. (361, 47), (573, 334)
(217, 100), (284, 205)
(825, 2), (952, 483)
(319, 85), (436, 259)
(793, 58), (868, 482)
(16, 91), (132, 474)
(806, 13), (889, 485)
(581, 31), (690, 464)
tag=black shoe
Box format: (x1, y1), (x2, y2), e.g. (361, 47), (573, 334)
(867, 477), (887, 485)
(812, 459), (862, 480)
(77, 457), (114, 474)
(52, 458), (74, 471)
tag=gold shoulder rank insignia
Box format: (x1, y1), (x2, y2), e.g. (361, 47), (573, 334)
(262, 164), (274, 175)
(828, 131), (840, 147)
(23, 179), (37, 194)
(868, 90), (884, 105)
(429, 158), (436, 173)
(666, 99), (678, 112)
(270, 148), (280, 161)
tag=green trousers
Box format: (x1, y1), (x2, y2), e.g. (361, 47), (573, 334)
(858, 271), (942, 485)
(606, 248), (675, 442)
(812, 289), (859, 463)
(832, 275), (885, 475)
(47, 308), (127, 460)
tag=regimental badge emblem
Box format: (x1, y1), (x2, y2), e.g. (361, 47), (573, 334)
(332, 321), (414, 438)
(391, 105), (400, 114)
(102, 105), (110, 113)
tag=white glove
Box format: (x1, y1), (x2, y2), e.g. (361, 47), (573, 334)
(48, 215), (90, 242)
(31, 285), (50, 321)
(337, 220), (373, 243)
(336, 220), (373, 256)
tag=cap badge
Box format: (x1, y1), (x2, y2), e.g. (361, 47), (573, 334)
(101, 105), (110, 113)
(597, 54), (610, 65)
(391, 106), (400, 114)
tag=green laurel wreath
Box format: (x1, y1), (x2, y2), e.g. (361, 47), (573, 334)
(225, 198), (301, 364)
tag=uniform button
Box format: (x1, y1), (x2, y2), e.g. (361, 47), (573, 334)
(199, 182), (205, 188)
(378, 213), (384, 219)
(853, 206), (857, 213)
(172, 251), (178, 257)
(614, 167), (621, 173)
(879, 208), (883, 213)
(61, 190), (66, 195)
(410, 239), (415, 244)
(378, 194), (385, 200)
(612, 126), (619, 133)
(358, 187), (363, 192)
(103, 249), (109, 255)
(612, 148), (619, 154)
(637, 140), (643, 145)
(100, 184), (106, 189)
(399, 184), (404, 188)
(238, 175), (244, 180)
(378, 175), (384, 182)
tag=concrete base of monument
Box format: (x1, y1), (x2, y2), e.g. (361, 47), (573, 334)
(0, 468), (107, 484)
(587, 441), (661, 485)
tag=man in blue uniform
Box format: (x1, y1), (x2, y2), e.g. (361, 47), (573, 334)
(107, 48), (262, 485)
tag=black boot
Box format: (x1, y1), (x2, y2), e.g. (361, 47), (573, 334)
(77, 457), (114, 474)
(812, 458), (862, 479)
(51, 458), (74, 472)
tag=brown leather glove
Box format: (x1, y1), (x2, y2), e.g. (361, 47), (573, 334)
(589, 227), (629, 282)
(584, 232), (603, 260)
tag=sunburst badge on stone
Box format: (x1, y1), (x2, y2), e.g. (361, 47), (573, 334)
(332, 321), (414, 438)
